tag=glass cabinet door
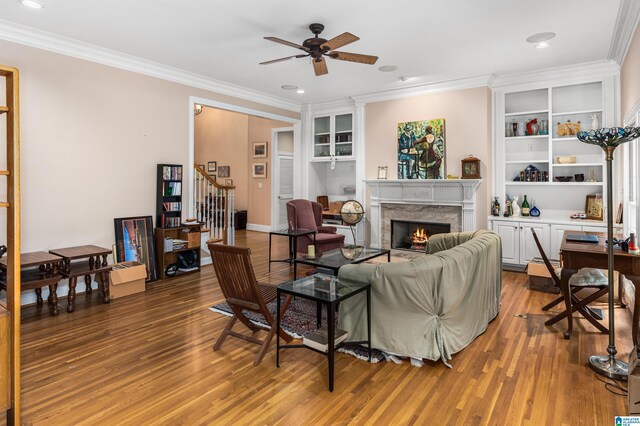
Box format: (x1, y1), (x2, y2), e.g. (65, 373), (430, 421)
(314, 116), (331, 158)
(334, 113), (353, 157)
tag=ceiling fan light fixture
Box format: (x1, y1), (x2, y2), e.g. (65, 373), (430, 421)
(19, 0), (43, 8)
(378, 65), (398, 72)
(281, 85), (298, 91)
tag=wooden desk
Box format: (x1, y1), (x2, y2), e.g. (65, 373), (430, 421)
(0, 252), (64, 316)
(559, 231), (640, 344)
(49, 245), (112, 313)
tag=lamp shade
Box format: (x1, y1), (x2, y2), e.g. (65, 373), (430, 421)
(576, 126), (640, 148)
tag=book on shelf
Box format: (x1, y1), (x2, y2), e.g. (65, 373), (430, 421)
(162, 165), (182, 181)
(163, 182), (182, 196)
(161, 216), (181, 228)
(164, 238), (173, 252)
(303, 326), (349, 353)
(162, 201), (182, 212)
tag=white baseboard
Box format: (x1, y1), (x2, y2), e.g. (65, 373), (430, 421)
(246, 223), (272, 233)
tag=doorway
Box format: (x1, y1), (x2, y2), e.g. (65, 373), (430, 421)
(272, 128), (294, 230)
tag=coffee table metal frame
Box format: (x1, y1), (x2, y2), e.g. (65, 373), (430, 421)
(268, 229), (316, 272)
(293, 246), (391, 279)
(276, 274), (371, 392)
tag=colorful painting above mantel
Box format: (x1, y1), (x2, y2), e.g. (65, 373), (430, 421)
(397, 118), (445, 179)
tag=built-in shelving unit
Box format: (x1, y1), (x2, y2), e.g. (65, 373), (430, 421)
(491, 75), (618, 266)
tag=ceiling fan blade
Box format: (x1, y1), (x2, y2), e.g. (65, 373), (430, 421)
(264, 36), (307, 51)
(260, 54), (308, 65)
(313, 58), (328, 76)
(330, 51), (379, 65)
(321, 32), (359, 51)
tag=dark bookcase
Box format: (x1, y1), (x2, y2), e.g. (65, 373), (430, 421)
(156, 164), (183, 228)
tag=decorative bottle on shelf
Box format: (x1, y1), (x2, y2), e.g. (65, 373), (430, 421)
(521, 195), (530, 216)
(512, 196), (521, 217)
(492, 197), (501, 216)
(504, 199), (511, 217)
(530, 200), (540, 217)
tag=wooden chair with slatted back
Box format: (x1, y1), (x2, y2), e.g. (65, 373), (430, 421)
(531, 229), (608, 338)
(208, 243), (292, 365)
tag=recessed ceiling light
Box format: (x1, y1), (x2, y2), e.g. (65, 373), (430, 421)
(378, 65), (398, 72)
(536, 42), (550, 49)
(19, 0), (43, 9)
(281, 85), (298, 91)
(296, 89), (305, 94)
(526, 32), (555, 44)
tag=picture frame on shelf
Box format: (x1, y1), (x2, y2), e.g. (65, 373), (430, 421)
(253, 142), (268, 158)
(585, 194), (604, 221)
(218, 166), (230, 178)
(207, 161), (217, 173)
(377, 166), (388, 180)
(252, 162), (267, 178)
(113, 215), (158, 282)
(461, 155), (481, 179)
(225, 179), (233, 186)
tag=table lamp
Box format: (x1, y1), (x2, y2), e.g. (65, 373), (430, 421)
(577, 126), (640, 380)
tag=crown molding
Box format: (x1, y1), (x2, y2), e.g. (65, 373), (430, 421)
(0, 19), (301, 113)
(490, 60), (620, 88)
(350, 74), (494, 105)
(609, 0), (640, 65)
(305, 98), (356, 114)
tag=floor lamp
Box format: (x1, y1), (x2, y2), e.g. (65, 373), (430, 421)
(577, 126), (640, 380)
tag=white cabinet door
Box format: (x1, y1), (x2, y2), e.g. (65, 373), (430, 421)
(493, 221), (519, 264)
(550, 224), (582, 261)
(520, 223), (550, 264)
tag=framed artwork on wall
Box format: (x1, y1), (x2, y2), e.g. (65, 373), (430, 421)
(207, 161), (217, 173)
(252, 162), (267, 178)
(218, 166), (230, 178)
(397, 118), (446, 180)
(114, 215), (158, 282)
(225, 179), (233, 186)
(253, 142), (268, 158)
(198, 164), (205, 171)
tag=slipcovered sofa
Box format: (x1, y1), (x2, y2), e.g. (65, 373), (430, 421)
(337, 230), (502, 365)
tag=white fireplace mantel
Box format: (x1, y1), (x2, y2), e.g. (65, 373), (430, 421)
(364, 179), (482, 247)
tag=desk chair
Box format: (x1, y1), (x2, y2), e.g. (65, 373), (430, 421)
(531, 229), (609, 339)
(208, 243), (292, 365)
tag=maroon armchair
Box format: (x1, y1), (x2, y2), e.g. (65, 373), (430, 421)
(286, 199), (345, 255)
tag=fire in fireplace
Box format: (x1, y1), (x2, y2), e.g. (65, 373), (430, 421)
(391, 219), (451, 251)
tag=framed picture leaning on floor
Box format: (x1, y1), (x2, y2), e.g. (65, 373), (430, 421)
(114, 215), (158, 282)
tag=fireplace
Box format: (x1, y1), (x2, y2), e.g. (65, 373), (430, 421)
(391, 219), (451, 251)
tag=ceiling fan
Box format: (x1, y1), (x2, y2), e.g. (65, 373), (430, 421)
(260, 23), (378, 76)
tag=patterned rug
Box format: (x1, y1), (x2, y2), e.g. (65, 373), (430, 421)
(210, 296), (385, 363)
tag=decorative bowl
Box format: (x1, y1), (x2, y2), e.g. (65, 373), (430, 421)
(555, 176), (573, 182)
(574, 173), (585, 182)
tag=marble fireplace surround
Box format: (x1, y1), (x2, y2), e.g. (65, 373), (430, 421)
(365, 179), (482, 248)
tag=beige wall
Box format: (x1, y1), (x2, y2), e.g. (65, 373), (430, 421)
(194, 108), (249, 210)
(622, 24), (640, 120)
(364, 86), (493, 229)
(247, 116), (290, 226)
(194, 110), (288, 226)
(0, 40), (299, 303)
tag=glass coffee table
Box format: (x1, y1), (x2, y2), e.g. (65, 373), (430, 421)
(276, 273), (371, 392)
(293, 246), (391, 279)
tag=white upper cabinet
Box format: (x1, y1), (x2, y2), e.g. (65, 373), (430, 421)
(313, 113), (353, 160)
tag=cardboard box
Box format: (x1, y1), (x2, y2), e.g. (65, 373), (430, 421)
(527, 257), (560, 294)
(109, 261), (147, 299)
(182, 229), (200, 248)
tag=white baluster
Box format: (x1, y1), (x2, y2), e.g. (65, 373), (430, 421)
(228, 189), (235, 245)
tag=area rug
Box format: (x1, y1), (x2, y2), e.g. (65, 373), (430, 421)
(210, 297), (385, 363)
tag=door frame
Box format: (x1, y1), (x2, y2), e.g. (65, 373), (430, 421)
(271, 126), (296, 230)
(188, 96), (301, 221)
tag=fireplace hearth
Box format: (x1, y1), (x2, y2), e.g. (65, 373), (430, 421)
(391, 219), (451, 251)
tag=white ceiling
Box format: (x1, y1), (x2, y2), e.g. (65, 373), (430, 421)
(0, 0), (623, 104)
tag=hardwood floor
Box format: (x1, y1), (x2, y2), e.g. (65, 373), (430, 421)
(6, 230), (633, 425)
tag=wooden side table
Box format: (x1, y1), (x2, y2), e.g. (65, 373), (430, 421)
(49, 245), (112, 313)
(0, 252), (64, 316)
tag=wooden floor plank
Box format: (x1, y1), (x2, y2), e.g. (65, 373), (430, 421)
(2, 230), (632, 425)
